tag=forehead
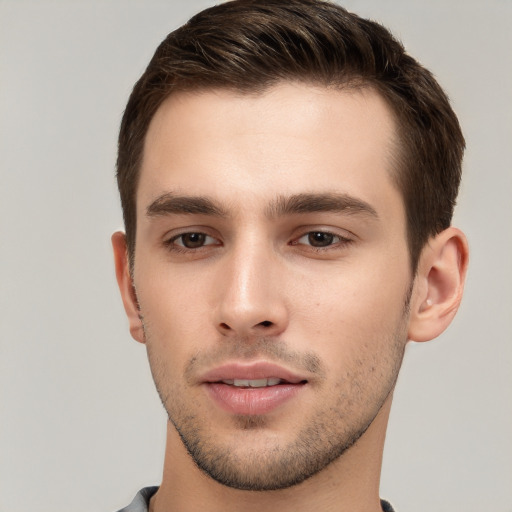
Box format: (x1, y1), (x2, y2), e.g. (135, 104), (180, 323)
(138, 83), (401, 220)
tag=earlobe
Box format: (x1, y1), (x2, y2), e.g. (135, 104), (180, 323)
(408, 227), (469, 342)
(111, 231), (146, 344)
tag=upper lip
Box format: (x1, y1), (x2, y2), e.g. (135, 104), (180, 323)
(200, 361), (308, 384)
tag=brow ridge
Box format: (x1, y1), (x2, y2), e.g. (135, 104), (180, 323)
(265, 193), (378, 219)
(146, 193), (227, 217)
(145, 191), (378, 220)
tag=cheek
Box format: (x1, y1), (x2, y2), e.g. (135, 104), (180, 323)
(136, 271), (212, 354)
(289, 255), (411, 350)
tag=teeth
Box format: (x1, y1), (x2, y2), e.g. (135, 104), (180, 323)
(221, 378), (282, 387)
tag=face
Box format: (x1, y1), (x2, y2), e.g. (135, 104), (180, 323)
(130, 83), (413, 490)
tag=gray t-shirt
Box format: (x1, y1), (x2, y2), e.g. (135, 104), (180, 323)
(116, 487), (396, 511)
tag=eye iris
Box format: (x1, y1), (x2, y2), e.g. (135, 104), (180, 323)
(182, 233), (206, 248)
(308, 232), (334, 247)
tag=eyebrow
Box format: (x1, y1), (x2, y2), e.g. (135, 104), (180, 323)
(265, 193), (378, 219)
(146, 193), (228, 217)
(146, 191), (378, 220)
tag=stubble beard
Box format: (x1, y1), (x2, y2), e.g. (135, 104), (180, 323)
(144, 318), (408, 492)
(168, 399), (389, 491)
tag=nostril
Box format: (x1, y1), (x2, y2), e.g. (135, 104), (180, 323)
(217, 319), (279, 336)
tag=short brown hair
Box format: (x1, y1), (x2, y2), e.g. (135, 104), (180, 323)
(117, 0), (464, 271)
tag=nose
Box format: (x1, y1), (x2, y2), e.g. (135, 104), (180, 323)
(214, 242), (289, 338)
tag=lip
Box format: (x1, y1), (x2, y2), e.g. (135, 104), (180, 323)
(201, 361), (307, 384)
(201, 361), (308, 416)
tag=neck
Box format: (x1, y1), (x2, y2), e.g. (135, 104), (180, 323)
(151, 396), (392, 512)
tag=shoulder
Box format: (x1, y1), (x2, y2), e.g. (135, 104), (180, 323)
(115, 486), (159, 512)
(381, 499), (396, 512)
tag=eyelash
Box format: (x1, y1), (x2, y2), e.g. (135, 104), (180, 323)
(163, 230), (353, 253)
(292, 231), (353, 251)
(164, 232), (219, 253)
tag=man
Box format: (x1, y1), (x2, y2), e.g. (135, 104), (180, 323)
(112, 1), (469, 510)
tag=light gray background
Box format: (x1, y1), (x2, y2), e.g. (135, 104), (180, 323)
(1, 1), (511, 511)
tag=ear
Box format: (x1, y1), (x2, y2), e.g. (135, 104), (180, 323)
(111, 231), (145, 344)
(408, 227), (469, 342)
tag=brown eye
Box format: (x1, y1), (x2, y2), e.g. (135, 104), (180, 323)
(170, 232), (215, 249)
(293, 231), (352, 251)
(307, 232), (335, 247)
(165, 231), (220, 253)
(180, 233), (206, 248)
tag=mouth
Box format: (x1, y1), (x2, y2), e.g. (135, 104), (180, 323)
(201, 362), (308, 415)
(218, 377), (301, 388)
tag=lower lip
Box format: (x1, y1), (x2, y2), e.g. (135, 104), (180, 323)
(205, 383), (304, 415)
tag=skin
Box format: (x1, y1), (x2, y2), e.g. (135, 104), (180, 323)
(113, 83), (468, 512)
